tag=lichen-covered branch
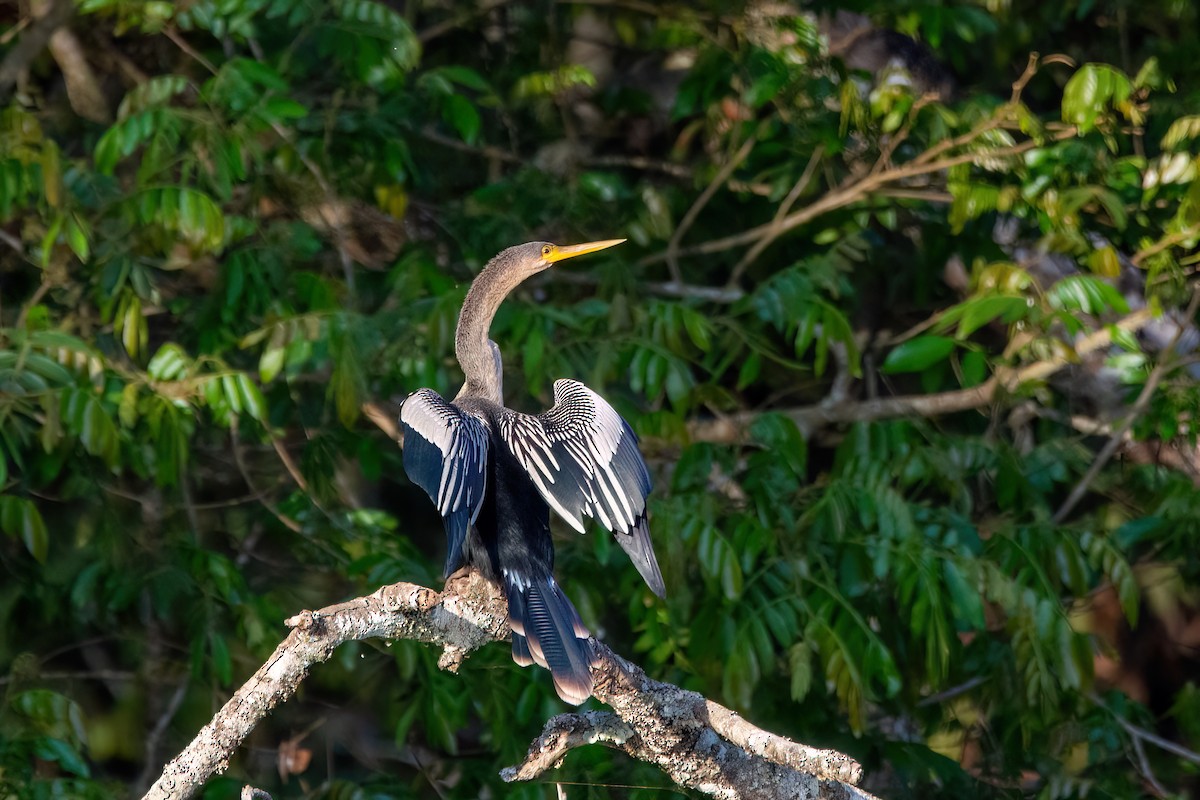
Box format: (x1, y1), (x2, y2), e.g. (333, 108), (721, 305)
(140, 572), (872, 800)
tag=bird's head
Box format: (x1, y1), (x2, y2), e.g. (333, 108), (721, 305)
(500, 238), (626, 276)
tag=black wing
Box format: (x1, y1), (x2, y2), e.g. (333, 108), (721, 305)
(498, 379), (664, 596)
(399, 389), (489, 576)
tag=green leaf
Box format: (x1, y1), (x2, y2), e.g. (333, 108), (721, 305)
(147, 343), (190, 381)
(121, 295), (147, 360)
(750, 413), (807, 479)
(578, 171), (624, 202)
(1162, 115), (1200, 150)
(33, 737), (90, 778)
(944, 295), (1030, 338)
(21, 501), (48, 562)
(442, 94), (481, 144)
(117, 74), (190, 118)
(237, 375), (267, 422)
(1062, 63), (1132, 133)
(24, 353), (73, 386)
(736, 352), (761, 389)
(943, 560), (985, 630)
(263, 97), (309, 121)
(65, 213), (90, 261)
(721, 549), (744, 599)
(437, 65), (490, 91)
(80, 394), (119, 465)
(1047, 275), (1130, 315)
(789, 642), (813, 702)
(209, 632), (232, 685)
(0, 497), (49, 563)
(881, 335), (957, 373)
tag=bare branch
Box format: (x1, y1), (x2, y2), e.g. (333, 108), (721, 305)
(549, 268), (747, 302)
(638, 127), (1078, 269)
(501, 711), (636, 782)
(44, 11), (111, 123)
(728, 146), (825, 288)
(362, 400), (402, 443)
(666, 135), (758, 285)
(1052, 288), (1200, 523)
(689, 308), (1154, 443)
(0, 0), (74, 99)
(140, 572), (869, 800)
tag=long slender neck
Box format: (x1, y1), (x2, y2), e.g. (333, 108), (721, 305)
(454, 256), (528, 403)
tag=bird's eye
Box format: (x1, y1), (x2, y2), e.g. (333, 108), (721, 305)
(541, 245), (553, 256)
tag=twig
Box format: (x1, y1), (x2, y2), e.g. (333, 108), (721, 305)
(584, 154), (773, 196)
(665, 135), (757, 285)
(872, 188), (954, 203)
(16, 275), (52, 329)
(418, 126), (522, 164)
(230, 421), (302, 533)
(162, 28), (218, 75)
(1010, 53), (1040, 106)
(0, 228), (24, 254)
(139, 572), (870, 800)
(418, 0), (511, 43)
(1052, 289), (1200, 523)
(1090, 691), (1200, 785)
(137, 682), (189, 794)
(916, 676), (987, 707)
(727, 145), (824, 287)
(0, 669), (140, 685)
(548, 268), (746, 303)
(270, 438), (310, 494)
(1131, 226), (1200, 267)
(362, 400), (402, 443)
(1129, 726), (1169, 798)
(869, 96), (934, 177)
(638, 128), (1078, 268)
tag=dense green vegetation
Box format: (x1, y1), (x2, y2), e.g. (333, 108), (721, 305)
(3, 0), (1200, 797)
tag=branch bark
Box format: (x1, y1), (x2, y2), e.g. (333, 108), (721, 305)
(141, 572), (872, 800)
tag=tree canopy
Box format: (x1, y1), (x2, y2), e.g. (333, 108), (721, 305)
(3, 0), (1200, 798)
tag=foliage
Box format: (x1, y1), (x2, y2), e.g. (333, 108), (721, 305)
(3, 0), (1200, 798)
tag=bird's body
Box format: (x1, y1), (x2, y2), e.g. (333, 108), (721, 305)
(399, 240), (663, 704)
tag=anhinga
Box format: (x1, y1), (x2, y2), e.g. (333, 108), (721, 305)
(399, 240), (665, 704)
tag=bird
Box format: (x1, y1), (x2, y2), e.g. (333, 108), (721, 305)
(398, 239), (665, 704)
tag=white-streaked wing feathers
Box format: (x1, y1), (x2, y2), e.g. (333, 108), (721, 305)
(399, 389), (489, 576)
(499, 380), (664, 596)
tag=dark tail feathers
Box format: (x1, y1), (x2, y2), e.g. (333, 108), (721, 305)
(505, 572), (595, 705)
(616, 513), (665, 597)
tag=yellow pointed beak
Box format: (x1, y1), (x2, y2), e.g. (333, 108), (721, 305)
(543, 238), (625, 264)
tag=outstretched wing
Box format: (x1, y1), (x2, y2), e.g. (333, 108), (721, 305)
(400, 389), (489, 577)
(498, 379), (664, 597)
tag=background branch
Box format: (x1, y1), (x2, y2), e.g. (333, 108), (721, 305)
(688, 308), (1153, 443)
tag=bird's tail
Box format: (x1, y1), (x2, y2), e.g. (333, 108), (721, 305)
(504, 571), (596, 705)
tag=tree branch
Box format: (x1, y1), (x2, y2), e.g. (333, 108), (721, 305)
(688, 308), (1154, 443)
(1052, 287), (1200, 523)
(141, 572), (870, 800)
(0, 0), (74, 99)
(637, 127), (1078, 269)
